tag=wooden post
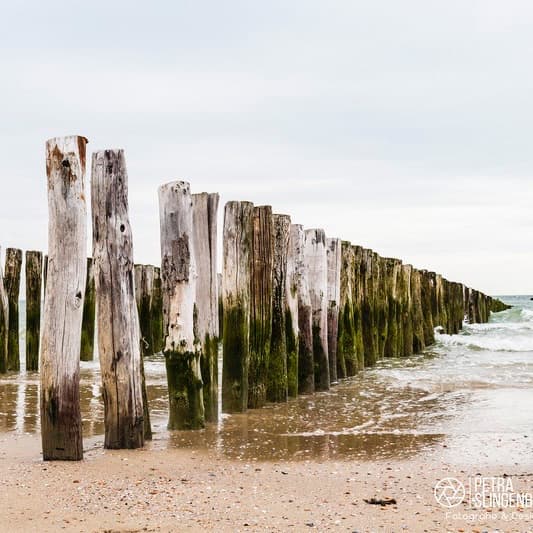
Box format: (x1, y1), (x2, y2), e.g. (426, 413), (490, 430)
(43, 255), (48, 296)
(151, 267), (164, 354)
(419, 270), (435, 346)
(410, 269), (425, 353)
(352, 246), (365, 371)
(80, 257), (96, 361)
(267, 214), (290, 403)
(25, 251), (43, 371)
(135, 264), (154, 357)
(285, 224), (299, 397)
(133, 266), (154, 439)
(248, 206), (273, 408)
(91, 149), (144, 449)
(222, 201), (254, 413)
(217, 273), (223, 339)
(337, 242), (355, 378)
(41, 135), (88, 461)
(192, 192), (220, 422)
(292, 224), (314, 395)
(375, 255), (388, 359)
(326, 238), (341, 384)
(400, 265), (414, 356)
(0, 248), (8, 374)
(304, 229), (329, 391)
(159, 181), (205, 429)
(4, 248), (22, 371)
(361, 249), (378, 366)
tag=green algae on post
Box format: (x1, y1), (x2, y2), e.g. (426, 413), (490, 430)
(80, 257), (96, 362)
(248, 206), (273, 409)
(285, 225), (299, 397)
(25, 250), (43, 371)
(222, 201), (254, 413)
(159, 181), (205, 430)
(326, 237), (341, 384)
(267, 214), (290, 403)
(4, 248), (22, 372)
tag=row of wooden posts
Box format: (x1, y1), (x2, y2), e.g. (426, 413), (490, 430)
(0, 250), (163, 371)
(0, 135), (508, 461)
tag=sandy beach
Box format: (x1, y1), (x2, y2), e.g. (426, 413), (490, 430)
(0, 431), (531, 533)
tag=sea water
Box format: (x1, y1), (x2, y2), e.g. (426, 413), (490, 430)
(1, 296), (531, 465)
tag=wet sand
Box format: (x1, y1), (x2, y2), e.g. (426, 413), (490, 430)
(0, 432), (531, 532)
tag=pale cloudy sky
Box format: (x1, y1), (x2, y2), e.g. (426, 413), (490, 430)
(1, 0), (532, 294)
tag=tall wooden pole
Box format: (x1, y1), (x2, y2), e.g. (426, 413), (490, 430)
(267, 214), (290, 403)
(285, 224), (299, 397)
(41, 135), (88, 461)
(292, 224), (314, 395)
(25, 250), (43, 371)
(0, 248), (8, 374)
(80, 257), (96, 361)
(248, 205), (273, 409)
(304, 229), (329, 391)
(222, 201), (254, 413)
(4, 248), (22, 371)
(326, 238), (341, 384)
(192, 192), (220, 422)
(159, 181), (204, 429)
(135, 264), (154, 357)
(91, 149), (144, 449)
(337, 242), (355, 378)
(151, 267), (164, 355)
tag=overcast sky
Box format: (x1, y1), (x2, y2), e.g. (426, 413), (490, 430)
(1, 0), (532, 294)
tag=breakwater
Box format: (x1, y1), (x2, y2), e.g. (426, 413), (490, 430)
(0, 135), (509, 460)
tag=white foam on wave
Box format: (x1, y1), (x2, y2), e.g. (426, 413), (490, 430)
(436, 331), (533, 352)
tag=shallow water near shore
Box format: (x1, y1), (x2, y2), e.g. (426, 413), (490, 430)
(1, 296), (531, 465)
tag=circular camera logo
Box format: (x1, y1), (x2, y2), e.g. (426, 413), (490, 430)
(434, 478), (465, 508)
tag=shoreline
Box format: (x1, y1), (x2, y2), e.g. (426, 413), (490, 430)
(1, 431), (531, 532)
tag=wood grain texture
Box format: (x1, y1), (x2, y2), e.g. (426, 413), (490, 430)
(222, 201), (254, 413)
(41, 135), (88, 461)
(92, 149), (144, 449)
(267, 214), (290, 403)
(304, 229), (329, 391)
(326, 238), (341, 384)
(248, 205), (273, 409)
(159, 181), (204, 429)
(0, 247), (8, 374)
(25, 250), (43, 371)
(192, 192), (220, 422)
(4, 248), (22, 371)
(80, 257), (96, 361)
(285, 224), (299, 397)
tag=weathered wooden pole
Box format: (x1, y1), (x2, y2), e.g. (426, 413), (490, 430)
(0, 248), (8, 374)
(326, 238), (341, 384)
(192, 192), (220, 422)
(410, 269), (425, 353)
(132, 265), (154, 440)
(292, 224), (314, 394)
(4, 248), (22, 371)
(352, 246), (365, 371)
(419, 270), (435, 346)
(285, 224), (299, 397)
(151, 267), (164, 354)
(267, 214), (290, 403)
(375, 255), (389, 359)
(91, 149), (144, 449)
(400, 264), (414, 356)
(80, 257), (96, 361)
(25, 251), (43, 371)
(159, 181), (204, 429)
(383, 258), (401, 357)
(304, 229), (329, 391)
(41, 135), (88, 461)
(361, 249), (378, 366)
(337, 242), (355, 378)
(248, 206), (273, 409)
(222, 201), (254, 413)
(135, 264), (155, 357)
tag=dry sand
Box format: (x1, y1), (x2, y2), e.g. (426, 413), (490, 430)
(0, 433), (531, 532)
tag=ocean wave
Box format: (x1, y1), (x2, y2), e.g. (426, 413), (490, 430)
(436, 332), (533, 352)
